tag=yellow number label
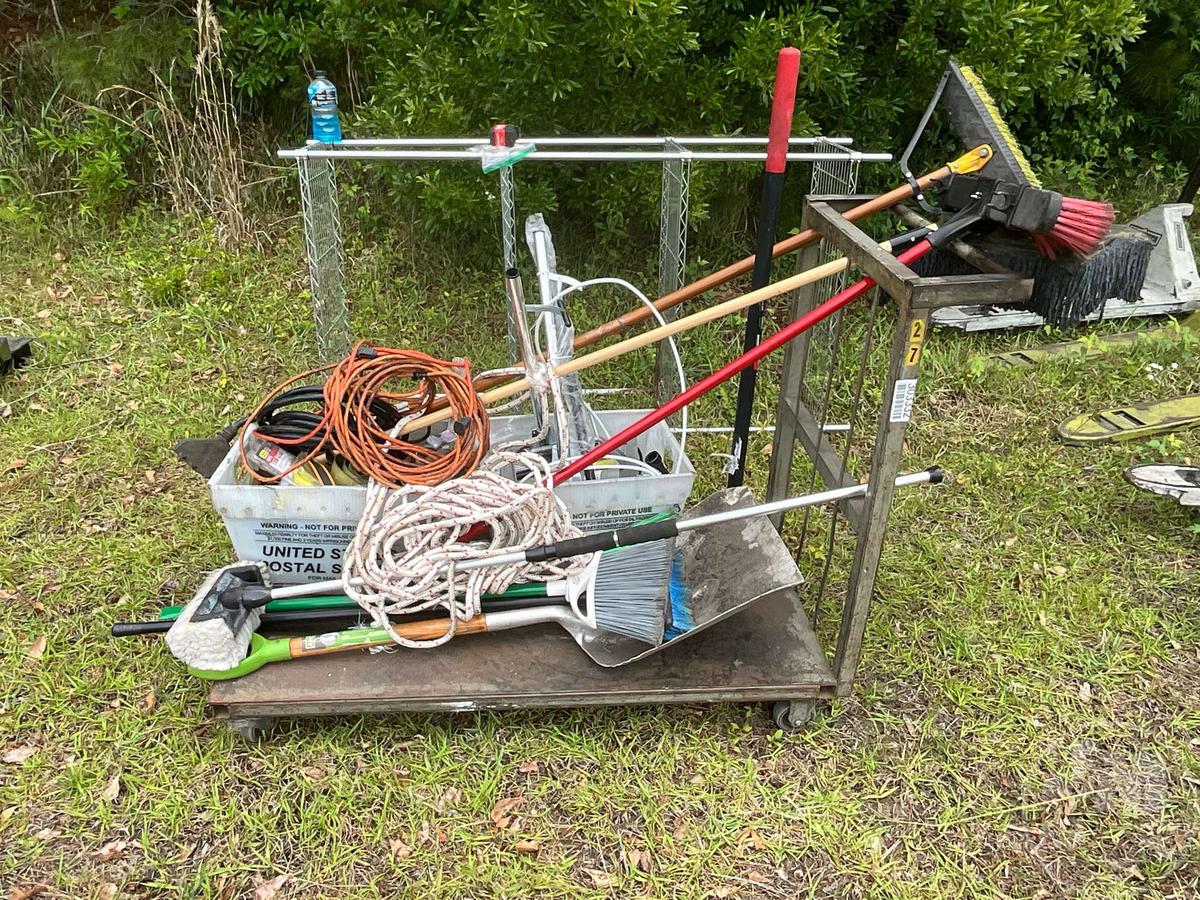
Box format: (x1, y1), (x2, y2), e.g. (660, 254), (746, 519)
(905, 319), (927, 367)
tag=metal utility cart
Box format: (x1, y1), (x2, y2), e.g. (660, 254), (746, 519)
(208, 176), (1032, 737)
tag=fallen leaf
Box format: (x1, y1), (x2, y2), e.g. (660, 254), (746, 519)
(108, 362), (124, 375)
(388, 838), (412, 860)
(3, 746), (36, 764)
(3, 459), (27, 475)
(144, 469), (156, 485)
(417, 821), (446, 846)
(25, 635), (46, 661)
(625, 848), (652, 872)
(688, 774), (704, 785)
(517, 760), (540, 775)
(102, 773), (122, 803)
(34, 827), (61, 841)
(1049, 564), (1067, 576)
(0, 404), (11, 419)
(300, 766), (326, 781)
(584, 868), (615, 888)
(253, 874), (290, 900)
(175, 841), (198, 862)
(142, 690), (157, 713)
(35, 309), (52, 320)
(672, 820), (687, 841)
(94, 839), (129, 862)
(490, 796), (524, 830)
(737, 826), (766, 853)
(514, 839), (540, 854)
(435, 786), (462, 814)
(711, 888), (737, 898)
(98, 884), (118, 900)
(8, 883), (51, 900)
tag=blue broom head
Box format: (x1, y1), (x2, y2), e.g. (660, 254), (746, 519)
(664, 549), (694, 640)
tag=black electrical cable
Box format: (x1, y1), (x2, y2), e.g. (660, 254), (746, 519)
(221, 383), (409, 457)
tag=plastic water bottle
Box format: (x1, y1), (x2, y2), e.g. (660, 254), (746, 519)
(307, 71), (342, 144)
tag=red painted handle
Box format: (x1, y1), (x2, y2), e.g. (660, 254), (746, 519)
(765, 47), (802, 174)
(553, 239), (934, 485)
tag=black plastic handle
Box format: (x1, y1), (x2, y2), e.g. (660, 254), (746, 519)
(524, 518), (679, 562)
(111, 620), (172, 637)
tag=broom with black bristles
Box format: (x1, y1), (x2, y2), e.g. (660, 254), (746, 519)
(908, 62), (1150, 327)
(921, 174), (1143, 327)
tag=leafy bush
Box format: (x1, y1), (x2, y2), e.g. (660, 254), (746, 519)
(5, 1), (1192, 253)
(212, 0), (1162, 251)
(30, 109), (141, 216)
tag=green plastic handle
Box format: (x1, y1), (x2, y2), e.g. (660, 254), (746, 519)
(187, 633), (292, 680)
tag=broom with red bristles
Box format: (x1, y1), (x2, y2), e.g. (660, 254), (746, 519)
(1031, 194), (1116, 259)
(921, 174), (1149, 327)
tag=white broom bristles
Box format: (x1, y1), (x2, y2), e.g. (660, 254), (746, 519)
(165, 561), (269, 671)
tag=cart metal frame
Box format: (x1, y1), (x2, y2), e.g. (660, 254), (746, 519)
(277, 135), (892, 381)
(763, 196), (1030, 698)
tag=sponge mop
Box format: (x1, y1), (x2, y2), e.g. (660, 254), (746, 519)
(165, 561), (271, 671)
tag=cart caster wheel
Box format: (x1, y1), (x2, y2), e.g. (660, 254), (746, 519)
(771, 700), (815, 731)
(230, 716), (273, 742)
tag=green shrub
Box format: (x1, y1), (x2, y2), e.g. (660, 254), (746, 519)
(213, 0), (1159, 251)
(5, 1), (1193, 253)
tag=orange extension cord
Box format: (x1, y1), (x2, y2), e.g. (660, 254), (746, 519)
(239, 341), (490, 488)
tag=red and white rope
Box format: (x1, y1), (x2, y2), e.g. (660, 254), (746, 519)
(341, 451), (587, 648)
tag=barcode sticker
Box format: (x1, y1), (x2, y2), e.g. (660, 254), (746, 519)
(890, 378), (918, 422)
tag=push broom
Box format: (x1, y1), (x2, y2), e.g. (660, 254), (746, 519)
(904, 60), (1143, 327)
(174, 469), (943, 680)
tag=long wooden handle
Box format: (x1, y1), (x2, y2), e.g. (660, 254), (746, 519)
(430, 158), (978, 414)
(287, 616), (490, 658)
(570, 164), (952, 349)
(401, 249), (868, 434)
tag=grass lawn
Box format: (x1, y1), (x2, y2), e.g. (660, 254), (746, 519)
(0, 212), (1197, 898)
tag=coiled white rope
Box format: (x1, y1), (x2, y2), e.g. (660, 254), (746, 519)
(342, 451), (589, 648)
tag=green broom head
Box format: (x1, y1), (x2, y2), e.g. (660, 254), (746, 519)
(943, 61), (1040, 188)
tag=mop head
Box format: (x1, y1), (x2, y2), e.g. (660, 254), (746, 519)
(165, 562), (270, 671)
(913, 226), (1155, 327)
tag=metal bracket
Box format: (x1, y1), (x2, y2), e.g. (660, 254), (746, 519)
(897, 67), (950, 215)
